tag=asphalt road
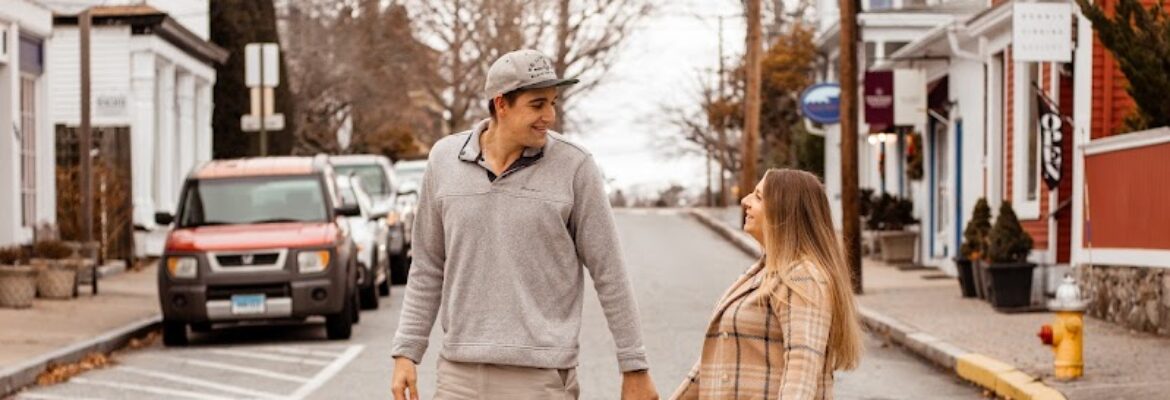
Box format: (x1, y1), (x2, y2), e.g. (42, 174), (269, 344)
(15, 209), (980, 400)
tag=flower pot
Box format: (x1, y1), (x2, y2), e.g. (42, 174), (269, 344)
(954, 258), (977, 298)
(37, 260), (78, 299)
(987, 262), (1036, 309)
(0, 266), (37, 308)
(877, 231), (917, 263)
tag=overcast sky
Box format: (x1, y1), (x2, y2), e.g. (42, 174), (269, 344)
(571, 0), (746, 198)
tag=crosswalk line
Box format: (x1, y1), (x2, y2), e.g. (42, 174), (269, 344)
(161, 356), (311, 383)
(70, 378), (235, 400)
(115, 365), (286, 399)
(208, 349), (330, 366)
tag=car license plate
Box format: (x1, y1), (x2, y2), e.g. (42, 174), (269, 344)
(231, 294), (266, 315)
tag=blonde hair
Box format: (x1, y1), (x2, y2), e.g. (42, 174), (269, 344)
(757, 168), (863, 371)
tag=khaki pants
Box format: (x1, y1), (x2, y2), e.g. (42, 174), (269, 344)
(435, 358), (580, 400)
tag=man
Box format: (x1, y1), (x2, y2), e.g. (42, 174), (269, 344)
(390, 49), (659, 400)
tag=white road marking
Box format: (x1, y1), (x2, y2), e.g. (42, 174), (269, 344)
(16, 393), (105, 400)
(116, 365), (285, 399)
(287, 345), (365, 400)
(70, 378), (235, 400)
(258, 346), (343, 360)
(208, 349), (330, 366)
(162, 357), (312, 383)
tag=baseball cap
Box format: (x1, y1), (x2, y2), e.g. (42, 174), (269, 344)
(483, 49), (579, 100)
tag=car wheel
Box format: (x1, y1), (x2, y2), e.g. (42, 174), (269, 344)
(326, 291), (355, 340)
(162, 320), (188, 347)
(360, 280), (379, 310)
(190, 322), (212, 333)
(390, 253), (410, 285)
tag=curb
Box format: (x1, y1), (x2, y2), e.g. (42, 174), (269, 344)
(0, 314), (161, 398)
(686, 208), (1068, 400)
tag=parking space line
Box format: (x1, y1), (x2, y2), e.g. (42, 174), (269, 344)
(258, 346), (343, 360)
(16, 393), (106, 400)
(164, 357), (312, 383)
(70, 378), (235, 400)
(116, 365), (286, 399)
(208, 349), (331, 366)
(288, 345), (365, 400)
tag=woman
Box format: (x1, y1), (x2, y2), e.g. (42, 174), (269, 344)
(671, 169), (863, 400)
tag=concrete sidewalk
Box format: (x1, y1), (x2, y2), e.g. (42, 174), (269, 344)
(0, 264), (160, 397)
(691, 207), (1170, 400)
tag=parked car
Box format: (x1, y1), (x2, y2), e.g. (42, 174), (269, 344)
(334, 174), (390, 310)
(332, 155), (410, 284)
(392, 159), (426, 264)
(154, 155), (360, 346)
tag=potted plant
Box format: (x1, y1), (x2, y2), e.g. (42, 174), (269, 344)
(956, 199), (991, 298)
(985, 201), (1036, 309)
(0, 246), (36, 308)
(32, 240), (78, 299)
(870, 193), (919, 263)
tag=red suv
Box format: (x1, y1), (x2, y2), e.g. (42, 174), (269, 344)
(154, 155), (361, 345)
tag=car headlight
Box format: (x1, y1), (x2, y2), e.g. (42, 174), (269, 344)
(166, 257), (198, 279)
(298, 250), (331, 273)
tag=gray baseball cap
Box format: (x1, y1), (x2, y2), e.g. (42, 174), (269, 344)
(483, 49), (579, 100)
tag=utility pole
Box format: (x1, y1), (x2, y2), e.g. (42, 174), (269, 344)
(717, 15), (729, 207)
(741, 0), (762, 205)
(839, 0), (863, 293)
(80, 9), (94, 246)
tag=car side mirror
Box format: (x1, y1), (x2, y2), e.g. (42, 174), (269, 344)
(369, 211), (388, 221)
(335, 204), (361, 217)
(155, 212), (174, 226)
(397, 187), (417, 196)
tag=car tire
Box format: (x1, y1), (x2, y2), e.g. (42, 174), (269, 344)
(360, 281), (379, 310)
(190, 322), (212, 333)
(390, 253), (410, 285)
(162, 320), (188, 347)
(326, 291), (355, 340)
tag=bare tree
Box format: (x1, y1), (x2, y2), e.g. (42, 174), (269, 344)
(547, 0), (653, 131)
(409, 0), (652, 137)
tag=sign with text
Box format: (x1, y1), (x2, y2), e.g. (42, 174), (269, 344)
(864, 71), (894, 129)
(893, 69), (925, 126)
(800, 83), (842, 124)
(1013, 3), (1072, 63)
(245, 43), (281, 88)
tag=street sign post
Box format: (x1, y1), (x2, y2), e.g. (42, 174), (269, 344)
(243, 43), (283, 155)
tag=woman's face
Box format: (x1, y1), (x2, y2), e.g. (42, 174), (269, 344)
(741, 178), (767, 241)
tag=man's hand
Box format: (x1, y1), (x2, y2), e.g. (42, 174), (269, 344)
(621, 370), (659, 400)
(391, 356), (420, 400)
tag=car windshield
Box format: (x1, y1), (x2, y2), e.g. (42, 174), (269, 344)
(334, 164), (389, 196)
(178, 176), (328, 227)
(394, 162), (426, 188)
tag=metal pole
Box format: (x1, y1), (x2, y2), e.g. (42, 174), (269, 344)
(259, 50), (267, 156)
(741, 0), (762, 205)
(839, 0), (863, 293)
(80, 9), (97, 293)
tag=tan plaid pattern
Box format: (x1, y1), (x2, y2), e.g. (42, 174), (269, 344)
(671, 261), (834, 400)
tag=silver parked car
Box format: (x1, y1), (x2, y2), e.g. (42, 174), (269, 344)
(331, 155), (411, 284)
(335, 175), (390, 310)
(392, 159), (426, 258)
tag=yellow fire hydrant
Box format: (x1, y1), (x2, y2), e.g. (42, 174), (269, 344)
(1037, 275), (1088, 380)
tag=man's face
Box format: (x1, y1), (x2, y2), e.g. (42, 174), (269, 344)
(496, 87), (558, 148)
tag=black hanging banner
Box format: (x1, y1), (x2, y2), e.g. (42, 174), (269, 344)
(1038, 93), (1063, 191)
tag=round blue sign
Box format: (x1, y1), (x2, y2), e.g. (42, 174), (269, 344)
(800, 83), (841, 124)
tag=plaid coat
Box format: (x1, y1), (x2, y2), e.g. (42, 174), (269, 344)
(670, 260), (834, 400)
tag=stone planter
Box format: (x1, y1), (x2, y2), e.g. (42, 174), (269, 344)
(954, 258), (977, 298)
(0, 265), (37, 308)
(987, 262), (1036, 309)
(36, 260), (79, 299)
(877, 231), (917, 263)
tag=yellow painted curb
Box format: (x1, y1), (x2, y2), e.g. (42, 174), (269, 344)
(956, 353), (1015, 389)
(954, 353), (1067, 400)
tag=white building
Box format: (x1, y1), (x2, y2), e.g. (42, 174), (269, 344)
(0, 1), (55, 247)
(45, 1), (225, 255)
